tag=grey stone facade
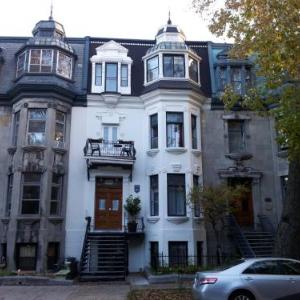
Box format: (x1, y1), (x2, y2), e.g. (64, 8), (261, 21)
(0, 17), (87, 272)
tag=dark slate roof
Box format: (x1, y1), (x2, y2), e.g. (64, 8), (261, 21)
(89, 38), (211, 97)
(0, 36), (88, 105)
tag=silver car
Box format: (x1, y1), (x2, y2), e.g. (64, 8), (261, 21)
(192, 257), (300, 300)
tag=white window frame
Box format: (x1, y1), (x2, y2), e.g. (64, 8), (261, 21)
(56, 51), (73, 79)
(29, 49), (54, 73)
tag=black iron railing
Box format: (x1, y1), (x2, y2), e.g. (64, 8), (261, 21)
(80, 216), (91, 272)
(150, 253), (241, 272)
(83, 139), (136, 160)
(124, 217), (145, 233)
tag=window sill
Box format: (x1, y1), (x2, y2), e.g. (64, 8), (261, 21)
(16, 215), (41, 221)
(165, 147), (187, 154)
(147, 149), (159, 157)
(147, 216), (160, 224)
(225, 152), (252, 161)
(166, 216), (189, 224)
(191, 149), (201, 156)
(22, 144), (47, 151)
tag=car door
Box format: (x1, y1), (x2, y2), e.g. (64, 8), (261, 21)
(241, 260), (291, 300)
(278, 260), (300, 299)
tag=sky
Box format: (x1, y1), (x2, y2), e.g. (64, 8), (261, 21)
(0, 0), (227, 42)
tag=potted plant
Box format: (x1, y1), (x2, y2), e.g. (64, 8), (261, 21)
(124, 194), (141, 232)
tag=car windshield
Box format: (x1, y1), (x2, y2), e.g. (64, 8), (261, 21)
(210, 259), (246, 271)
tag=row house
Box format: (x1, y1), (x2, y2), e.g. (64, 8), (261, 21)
(0, 14), (288, 278)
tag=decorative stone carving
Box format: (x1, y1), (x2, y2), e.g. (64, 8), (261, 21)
(16, 220), (40, 243)
(23, 151), (45, 172)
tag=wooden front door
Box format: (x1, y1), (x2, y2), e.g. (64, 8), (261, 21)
(95, 178), (122, 230)
(229, 178), (254, 227)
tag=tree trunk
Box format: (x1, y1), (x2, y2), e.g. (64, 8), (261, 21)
(274, 156), (300, 258)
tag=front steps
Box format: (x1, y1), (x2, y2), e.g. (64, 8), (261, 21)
(80, 232), (128, 281)
(243, 231), (274, 257)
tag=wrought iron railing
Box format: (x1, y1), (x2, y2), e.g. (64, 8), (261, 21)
(150, 253), (241, 272)
(79, 216), (91, 272)
(83, 139), (136, 160)
(124, 217), (145, 233)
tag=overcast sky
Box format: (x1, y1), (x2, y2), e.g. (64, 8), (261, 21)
(0, 0), (227, 42)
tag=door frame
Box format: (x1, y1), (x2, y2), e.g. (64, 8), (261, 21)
(94, 176), (123, 231)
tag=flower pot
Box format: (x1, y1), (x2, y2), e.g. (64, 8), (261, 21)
(128, 221), (137, 232)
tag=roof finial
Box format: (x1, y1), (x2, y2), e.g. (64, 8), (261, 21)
(168, 10), (172, 25)
(49, 0), (54, 20)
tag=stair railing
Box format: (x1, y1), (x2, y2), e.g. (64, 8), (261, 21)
(258, 214), (275, 236)
(226, 214), (256, 258)
(80, 216), (91, 272)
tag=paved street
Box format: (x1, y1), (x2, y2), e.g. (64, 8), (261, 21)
(0, 285), (130, 300)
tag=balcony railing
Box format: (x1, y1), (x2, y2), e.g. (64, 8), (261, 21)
(83, 138), (136, 160)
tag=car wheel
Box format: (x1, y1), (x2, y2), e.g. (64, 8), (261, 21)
(229, 291), (255, 300)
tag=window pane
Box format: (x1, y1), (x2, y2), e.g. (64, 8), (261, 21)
(163, 55), (185, 78)
(12, 111), (20, 146)
(191, 115), (197, 149)
(121, 64), (128, 87)
(150, 114), (158, 149)
(21, 201), (39, 214)
(17, 52), (26, 77)
(150, 175), (159, 216)
(147, 56), (159, 82)
(57, 51), (72, 78)
(166, 113), (184, 148)
(112, 127), (118, 142)
(231, 68), (242, 94)
(50, 202), (58, 215)
(28, 121), (46, 133)
(30, 50), (41, 65)
(106, 63), (118, 92)
(189, 57), (198, 82)
(6, 174), (13, 216)
(95, 63), (102, 86)
(29, 109), (46, 120)
(228, 120), (245, 153)
(163, 56), (173, 77)
(23, 186), (40, 199)
(54, 112), (65, 144)
(168, 174), (186, 216)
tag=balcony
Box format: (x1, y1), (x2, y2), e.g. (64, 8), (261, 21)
(83, 138), (136, 180)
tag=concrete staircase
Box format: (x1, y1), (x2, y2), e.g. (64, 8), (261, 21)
(80, 232), (128, 281)
(243, 231), (274, 257)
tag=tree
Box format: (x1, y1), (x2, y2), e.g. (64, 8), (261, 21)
(188, 184), (247, 258)
(192, 0), (300, 258)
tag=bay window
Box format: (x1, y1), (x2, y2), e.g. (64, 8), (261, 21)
(166, 112), (184, 147)
(167, 174), (186, 216)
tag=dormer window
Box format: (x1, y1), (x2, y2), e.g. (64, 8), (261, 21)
(90, 40), (133, 95)
(16, 49), (73, 79)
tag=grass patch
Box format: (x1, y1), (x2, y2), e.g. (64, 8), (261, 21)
(0, 269), (16, 276)
(128, 289), (192, 300)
